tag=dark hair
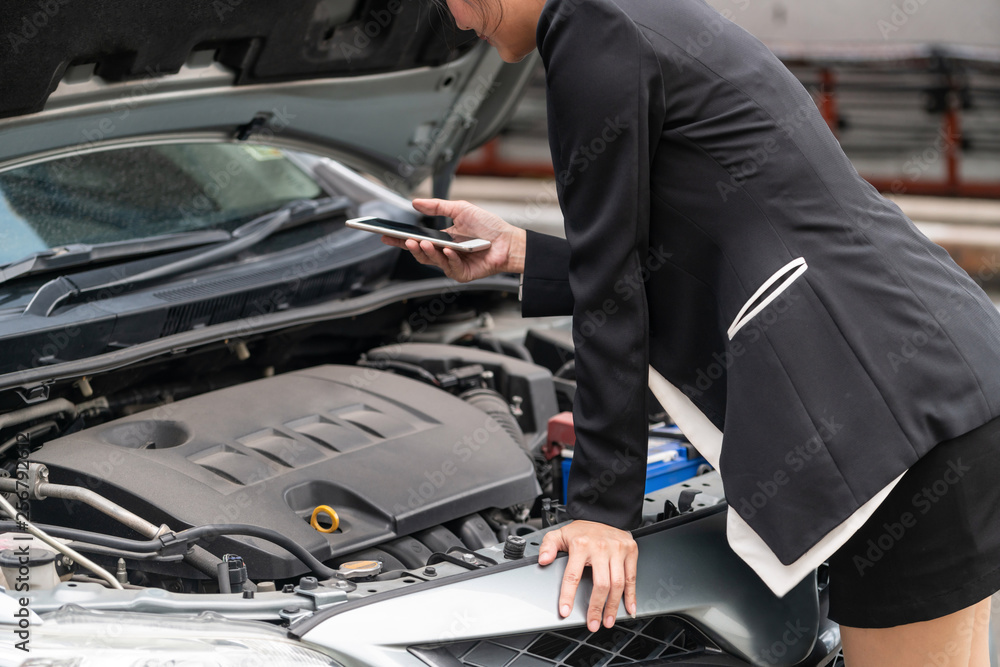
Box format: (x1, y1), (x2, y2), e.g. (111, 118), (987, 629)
(426, 0), (504, 36)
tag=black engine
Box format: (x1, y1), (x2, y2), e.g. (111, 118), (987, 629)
(30, 355), (550, 582)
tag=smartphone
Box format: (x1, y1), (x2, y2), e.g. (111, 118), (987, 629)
(346, 216), (491, 253)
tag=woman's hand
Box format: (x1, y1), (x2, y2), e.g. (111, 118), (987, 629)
(381, 198), (526, 282)
(538, 520), (639, 632)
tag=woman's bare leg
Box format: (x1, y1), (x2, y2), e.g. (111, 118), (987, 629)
(840, 597), (992, 667)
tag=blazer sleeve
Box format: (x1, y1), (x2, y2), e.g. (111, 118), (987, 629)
(521, 229), (573, 317)
(537, 0), (665, 529)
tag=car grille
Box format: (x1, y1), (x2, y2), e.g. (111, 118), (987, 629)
(412, 615), (718, 667)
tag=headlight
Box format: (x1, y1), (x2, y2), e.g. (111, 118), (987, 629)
(0, 607), (340, 667)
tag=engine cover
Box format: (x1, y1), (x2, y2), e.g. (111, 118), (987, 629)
(32, 365), (540, 579)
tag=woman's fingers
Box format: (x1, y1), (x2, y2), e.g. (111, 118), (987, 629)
(410, 197), (441, 216)
(624, 543), (638, 617)
(441, 247), (467, 277)
(559, 546), (589, 623)
(538, 528), (565, 566)
(402, 238), (429, 263)
(403, 239), (441, 269)
(414, 240), (451, 272)
(601, 552), (626, 628)
(380, 235), (406, 248)
(413, 199), (492, 237)
(413, 197), (467, 221)
(538, 521), (639, 631)
(384, 234), (481, 282)
(587, 554), (612, 633)
(403, 197), (520, 279)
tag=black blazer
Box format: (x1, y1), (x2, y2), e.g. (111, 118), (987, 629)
(523, 0), (1000, 565)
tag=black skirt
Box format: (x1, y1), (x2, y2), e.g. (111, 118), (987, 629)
(827, 413), (1000, 628)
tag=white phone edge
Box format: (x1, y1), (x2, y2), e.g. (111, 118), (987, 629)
(345, 218), (491, 253)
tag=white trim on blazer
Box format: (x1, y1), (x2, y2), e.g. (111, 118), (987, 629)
(648, 366), (905, 597)
(728, 257), (809, 340)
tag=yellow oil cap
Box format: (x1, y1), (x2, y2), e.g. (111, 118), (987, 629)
(309, 505), (340, 533)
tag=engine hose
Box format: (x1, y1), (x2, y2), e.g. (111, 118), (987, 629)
(459, 388), (526, 450)
(169, 524), (339, 580)
(0, 496), (123, 590)
(0, 520), (337, 580)
(0, 420), (59, 458)
(0, 470), (224, 580)
(184, 545), (226, 579)
(0, 520), (168, 551)
(0, 398), (110, 459)
(0, 398), (76, 433)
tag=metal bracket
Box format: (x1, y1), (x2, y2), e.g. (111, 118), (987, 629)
(427, 546), (497, 570)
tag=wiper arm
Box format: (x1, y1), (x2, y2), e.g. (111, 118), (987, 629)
(99, 196), (353, 288)
(23, 196), (353, 317)
(0, 230), (231, 286)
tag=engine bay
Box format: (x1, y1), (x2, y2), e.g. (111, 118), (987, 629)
(27, 362), (541, 583)
(0, 322), (577, 597)
(0, 282), (714, 619)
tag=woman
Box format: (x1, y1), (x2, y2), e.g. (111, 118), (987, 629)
(384, 0), (1000, 663)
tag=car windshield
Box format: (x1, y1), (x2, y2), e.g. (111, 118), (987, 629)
(0, 143), (323, 265)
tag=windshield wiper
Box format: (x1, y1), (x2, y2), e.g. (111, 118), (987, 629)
(0, 230), (231, 287)
(23, 196), (353, 317)
(97, 196), (353, 288)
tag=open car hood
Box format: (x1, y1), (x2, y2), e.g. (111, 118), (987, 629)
(0, 0), (536, 191)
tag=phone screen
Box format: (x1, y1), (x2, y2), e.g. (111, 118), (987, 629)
(352, 218), (478, 243)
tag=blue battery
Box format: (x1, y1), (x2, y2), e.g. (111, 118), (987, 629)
(560, 435), (711, 501)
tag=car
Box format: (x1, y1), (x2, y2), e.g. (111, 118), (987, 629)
(0, 1), (842, 665)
